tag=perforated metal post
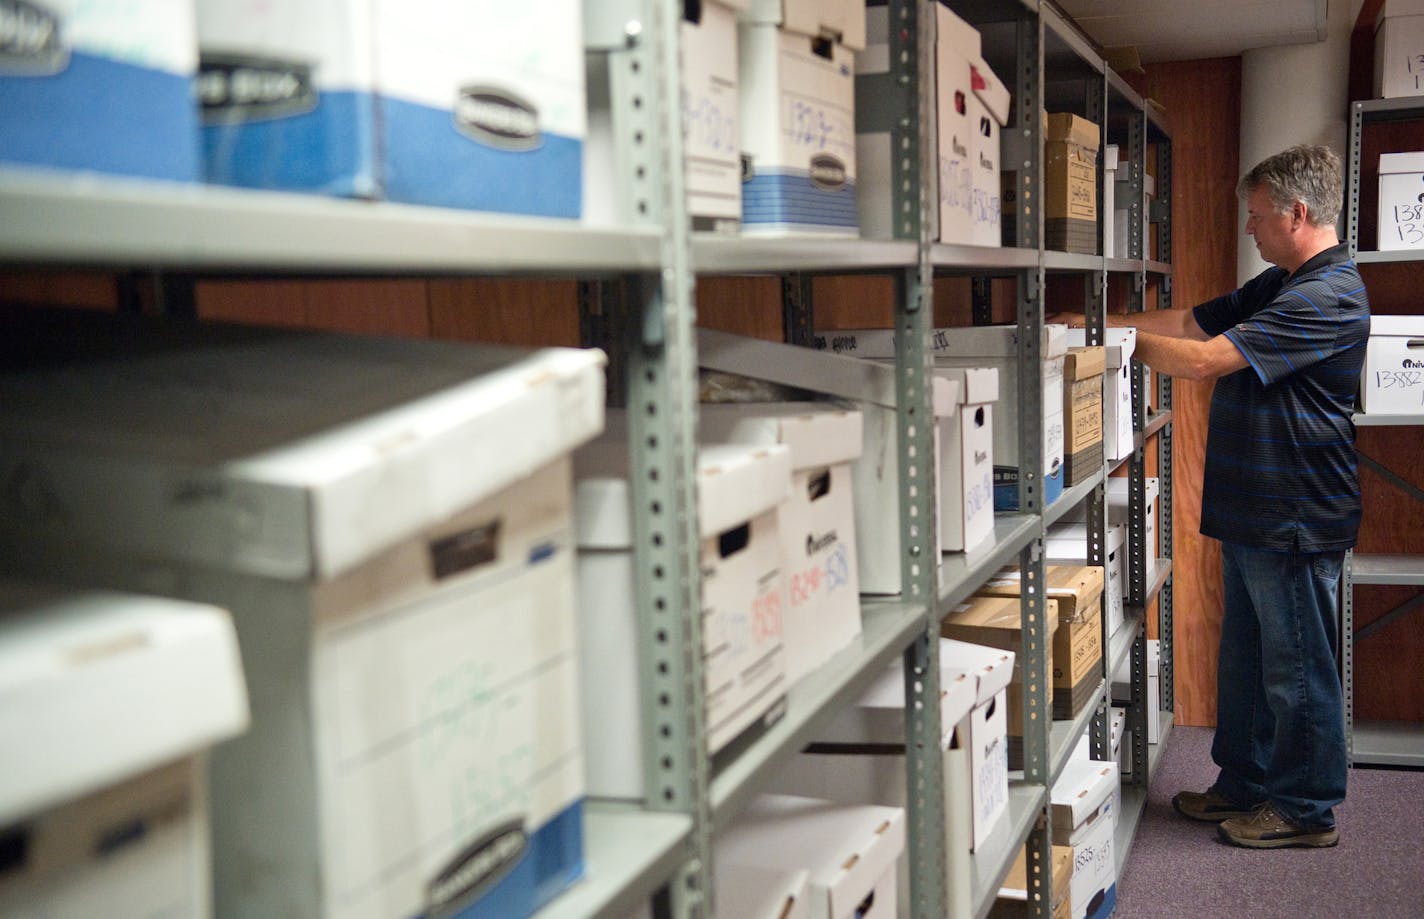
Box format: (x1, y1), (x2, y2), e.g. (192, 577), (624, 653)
(1343, 549), (1355, 765)
(1155, 134), (1175, 715)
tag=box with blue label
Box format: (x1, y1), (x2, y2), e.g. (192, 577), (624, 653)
(0, 582), (249, 919)
(739, 0), (864, 235)
(575, 420), (790, 799)
(1051, 760), (1118, 919)
(0, 0), (201, 182)
(196, 0), (378, 198)
(0, 310), (607, 919)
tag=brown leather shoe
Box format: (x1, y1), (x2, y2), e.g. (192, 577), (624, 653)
(1218, 804), (1339, 848)
(1171, 789), (1260, 823)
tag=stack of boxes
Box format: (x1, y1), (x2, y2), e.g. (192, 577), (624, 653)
(1045, 113), (1100, 255)
(1050, 760), (1119, 919)
(1069, 327), (1138, 465)
(1062, 346), (1105, 486)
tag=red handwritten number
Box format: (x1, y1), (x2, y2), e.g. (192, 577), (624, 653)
(752, 590), (782, 640)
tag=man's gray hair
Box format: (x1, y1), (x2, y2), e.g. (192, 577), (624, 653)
(1237, 144), (1343, 228)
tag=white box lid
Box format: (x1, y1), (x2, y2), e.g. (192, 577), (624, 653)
(937, 1), (982, 60)
(699, 328), (958, 415)
(575, 426), (792, 546)
(744, 0), (865, 49)
(931, 365), (1000, 405)
(1067, 326), (1137, 367)
(970, 57), (1010, 126)
(814, 638), (977, 748)
(0, 311), (605, 581)
(699, 402), (864, 470)
(939, 637), (1015, 705)
(1369, 314), (1424, 337)
(0, 581), (250, 824)
(1106, 476), (1159, 503)
(1050, 758), (1118, 828)
(1379, 151), (1424, 174)
(1104, 144), (1120, 171)
(718, 794), (907, 916)
(712, 861), (812, 919)
(1380, 0), (1424, 20)
(816, 324), (1068, 360)
(1046, 521), (1125, 557)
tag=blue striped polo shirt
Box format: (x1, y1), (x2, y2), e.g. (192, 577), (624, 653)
(1192, 243), (1370, 552)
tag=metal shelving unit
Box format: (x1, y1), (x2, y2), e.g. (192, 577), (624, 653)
(1342, 98), (1424, 770)
(0, 1), (1174, 916)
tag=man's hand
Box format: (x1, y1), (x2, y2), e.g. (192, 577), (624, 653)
(1045, 311), (1085, 329)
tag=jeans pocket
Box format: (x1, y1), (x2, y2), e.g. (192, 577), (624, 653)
(1311, 552), (1344, 581)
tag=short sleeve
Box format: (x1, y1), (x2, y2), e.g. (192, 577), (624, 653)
(1221, 279), (1342, 386)
(1192, 266), (1285, 337)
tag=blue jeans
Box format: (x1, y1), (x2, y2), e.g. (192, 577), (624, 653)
(1209, 541), (1347, 828)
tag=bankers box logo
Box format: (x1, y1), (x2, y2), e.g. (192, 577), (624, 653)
(455, 87), (541, 151)
(426, 820), (527, 919)
(0, 0), (66, 75)
(198, 52), (317, 122)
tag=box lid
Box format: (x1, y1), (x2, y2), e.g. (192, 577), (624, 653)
(0, 580), (250, 824)
(1380, 0), (1424, 21)
(1378, 152), (1424, 175)
(936, 1), (982, 61)
(745, 0), (865, 49)
(699, 403), (864, 470)
(1050, 758), (1117, 828)
(943, 595), (1061, 662)
(1369, 314), (1424, 337)
(0, 309), (605, 581)
(970, 57), (1010, 126)
(978, 565), (1105, 623)
(712, 861), (812, 919)
(699, 328), (958, 415)
(1065, 346), (1106, 381)
(1046, 521), (1125, 558)
(718, 794), (906, 915)
(939, 636), (1017, 704)
(1105, 475), (1159, 503)
(814, 638), (978, 748)
(1066, 327), (1137, 367)
(933, 365), (1000, 405)
(1103, 144), (1120, 171)
(576, 428), (791, 546)
(1046, 112), (1100, 150)
(817, 324), (1069, 360)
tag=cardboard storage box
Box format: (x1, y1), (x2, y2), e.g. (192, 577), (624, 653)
(0, 311), (606, 919)
(587, 0), (748, 229)
(1047, 522), (1126, 641)
(577, 430), (791, 797)
(1359, 314), (1424, 412)
(739, 0), (863, 235)
(698, 328), (961, 594)
(989, 843), (1073, 919)
(1063, 347), (1105, 485)
(718, 794), (906, 919)
(1050, 760), (1118, 919)
(939, 639), (1015, 854)
(1375, 0), (1424, 97)
(932, 366), (999, 552)
(711, 862), (812, 919)
(976, 566), (1105, 720)
(1094, 476), (1160, 572)
(968, 56), (1011, 247)
(1377, 152), (1424, 251)
(699, 403), (864, 683)
(816, 323), (1067, 511)
(1067, 327), (1137, 463)
(1, 0), (201, 182)
(942, 594), (1060, 771)
(0, 582), (249, 918)
(760, 638), (979, 910)
(1103, 144), (1119, 259)
(1045, 113), (1100, 255)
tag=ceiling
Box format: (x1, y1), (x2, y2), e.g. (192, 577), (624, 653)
(1053, 0), (1330, 64)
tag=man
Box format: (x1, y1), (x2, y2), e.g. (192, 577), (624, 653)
(1052, 144), (1370, 848)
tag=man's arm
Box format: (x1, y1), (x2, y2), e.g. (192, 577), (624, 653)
(1047, 307), (1211, 341)
(1134, 330), (1248, 381)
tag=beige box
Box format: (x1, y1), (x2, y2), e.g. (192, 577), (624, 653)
(1045, 113), (1100, 255)
(989, 843), (1073, 919)
(942, 594), (1061, 738)
(1063, 346), (1105, 485)
(1047, 522), (1126, 641)
(977, 565), (1104, 699)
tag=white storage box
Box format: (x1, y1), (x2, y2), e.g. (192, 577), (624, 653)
(1111, 638), (1161, 745)
(717, 794), (906, 919)
(577, 429), (791, 797)
(196, 0), (377, 196)
(932, 366), (999, 552)
(1103, 144), (1118, 258)
(0, 0), (201, 182)
(1377, 152), (1424, 251)
(697, 328), (959, 594)
(739, 0), (863, 235)
(699, 403), (864, 683)
(968, 56), (1011, 248)
(1360, 314), (1424, 411)
(1098, 476), (1160, 573)
(0, 582), (249, 918)
(1375, 1), (1424, 98)
(0, 313), (606, 919)
(1050, 760), (1118, 919)
(760, 639), (976, 911)
(711, 862), (812, 919)
(939, 638), (1014, 852)
(586, 0), (748, 229)
(1046, 522), (1126, 641)
(1067, 327), (1137, 462)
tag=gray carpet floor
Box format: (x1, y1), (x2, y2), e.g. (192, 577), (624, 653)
(1114, 725), (1424, 919)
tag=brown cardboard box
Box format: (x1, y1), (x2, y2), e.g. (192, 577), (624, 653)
(1062, 347), (1104, 485)
(1045, 113), (1100, 255)
(976, 565), (1105, 705)
(942, 594), (1060, 737)
(987, 843), (1073, 919)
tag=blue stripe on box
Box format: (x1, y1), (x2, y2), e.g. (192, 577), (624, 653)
(742, 169), (859, 230)
(0, 53), (199, 182)
(203, 91), (379, 199)
(428, 799), (584, 919)
(993, 464), (1065, 512)
(380, 96), (582, 217)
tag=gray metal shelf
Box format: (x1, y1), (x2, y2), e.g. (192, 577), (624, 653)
(1044, 251), (1105, 272)
(1105, 257), (1142, 273)
(1124, 559), (1175, 615)
(534, 807), (692, 919)
(1352, 720), (1424, 767)
(1108, 613), (1145, 688)
(964, 784), (1048, 919)
(691, 235), (917, 274)
(1354, 411), (1424, 425)
(1355, 249), (1424, 264)
(1145, 259), (1172, 276)
(1350, 554), (1424, 585)
(1113, 712), (1175, 876)
(1047, 681), (1110, 786)
(709, 599), (929, 824)
(930, 243), (1040, 273)
(1046, 471), (1107, 528)
(0, 169), (664, 275)
(937, 515), (1042, 615)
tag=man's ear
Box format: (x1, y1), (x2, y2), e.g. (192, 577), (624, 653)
(1292, 201), (1307, 229)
